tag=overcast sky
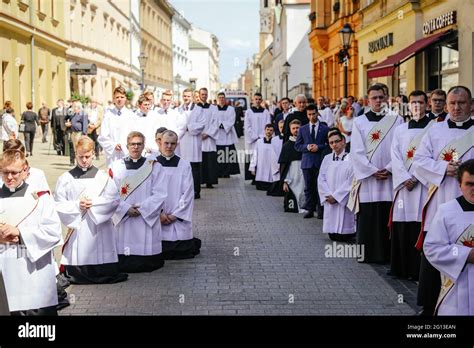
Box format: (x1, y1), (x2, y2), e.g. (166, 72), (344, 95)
(169, 0), (259, 85)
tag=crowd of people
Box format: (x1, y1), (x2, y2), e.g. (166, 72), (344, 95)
(0, 82), (473, 317)
(245, 84), (473, 317)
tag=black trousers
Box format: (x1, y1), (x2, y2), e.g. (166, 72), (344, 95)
(53, 127), (65, 155)
(201, 151), (218, 185)
(390, 221), (421, 280)
(302, 167), (322, 214)
(417, 231), (441, 314)
(357, 201), (391, 263)
(88, 129), (100, 157)
(190, 162), (201, 195)
(23, 130), (35, 154)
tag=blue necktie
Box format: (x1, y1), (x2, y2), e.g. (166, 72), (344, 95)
(117, 110), (121, 116)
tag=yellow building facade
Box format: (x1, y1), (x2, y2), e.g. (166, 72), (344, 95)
(1, 0), (68, 119)
(140, 0), (173, 95)
(309, 0), (360, 100)
(356, 0), (472, 97)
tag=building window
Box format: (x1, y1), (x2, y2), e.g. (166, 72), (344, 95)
(264, 0), (268, 8)
(427, 40), (459, 91)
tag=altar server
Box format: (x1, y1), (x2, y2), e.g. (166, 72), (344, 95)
(198, 88), (219, 188)
(424, 159), (474, 315)
(244, 93), (271, 181)
(157, 130), (201, 259)
(279, 120), (305, 213)
(178, 89), (206, 199)
(55, 136), (127, 284)
(98, 86), (136, 166)
(0, 149), (62, 315)
(110, 131), (168, 272)
(215, 92), (240, 178)
(249, 124), (280, 190)
(318, 130), (355, 242)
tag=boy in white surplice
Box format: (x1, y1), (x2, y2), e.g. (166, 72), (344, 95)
(55, 136), (126, 284)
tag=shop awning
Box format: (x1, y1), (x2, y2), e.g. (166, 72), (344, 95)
(367, 31), (450, 79)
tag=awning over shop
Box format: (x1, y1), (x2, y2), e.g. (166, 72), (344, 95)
(367, 30), (450, 79)
(70, 63), (97, 75)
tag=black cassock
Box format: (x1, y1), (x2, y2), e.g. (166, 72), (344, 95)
(278, 139), (302, 212)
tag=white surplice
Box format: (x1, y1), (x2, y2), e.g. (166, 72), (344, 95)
(413, 119), (474, 232)
(201, 104), (218, 152)
(351, 111), (404, 202)
(249, 137), (280, 183)
(54, 167), (120, 265)
(215, 105), (238, 146)
(110, 157), (167, 256)
(390, 120), (430, 222)
(318, 153), (355, 234)
(244, 107), (271, 154)
(424, 197), (474, 315)
(178, 103), (207, 163)
(159, 156), (194, 241)
(0, 184), (62, 311)
(98, 107), (137, 167)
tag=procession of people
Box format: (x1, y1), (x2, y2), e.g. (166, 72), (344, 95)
(0, 82), (473, 317)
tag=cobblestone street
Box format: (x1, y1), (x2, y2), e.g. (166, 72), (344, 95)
(25, 136), (419, 316)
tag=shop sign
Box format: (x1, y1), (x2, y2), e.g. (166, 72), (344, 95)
(423, 11), (456, 35)
(369, 33), (393, 53)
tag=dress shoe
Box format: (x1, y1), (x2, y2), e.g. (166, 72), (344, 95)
(206, 184), (214, 189)
(303, 211), (314, 219)
(194, 193), (201, 199)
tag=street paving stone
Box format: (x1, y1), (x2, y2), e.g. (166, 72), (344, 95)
(27, 136), (418, 316)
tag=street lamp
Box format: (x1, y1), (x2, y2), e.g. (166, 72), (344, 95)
(283, 61), (291, 97)
(338, 23), (354, 98)
(138, 52), (148, 91)
(264, 78), (269, 100)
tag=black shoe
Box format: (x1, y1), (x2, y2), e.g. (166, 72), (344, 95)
(194, 193), (201, 199)
(317, 213), (323, 219)
(303, 211), (314, 219)
(206, 184), (214, 189)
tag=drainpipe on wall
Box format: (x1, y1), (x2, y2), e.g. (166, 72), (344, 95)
(30, 0), (35, 109)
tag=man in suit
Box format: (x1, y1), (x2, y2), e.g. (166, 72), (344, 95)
(51, 99), (67, 155)
(295, 104), (329, 219)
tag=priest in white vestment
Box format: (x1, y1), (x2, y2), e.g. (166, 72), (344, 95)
(389, 91), (431, 280)
(413, 85), (474, 316)
(55, 136), (126, 284)
(318, 130), (355, 242)
(350, 85), (403, 263)
(157, 130), (201, 259)
(0, 149), (62, 315)
(110, 131), (168, 272)
(424, 159), (474, 315)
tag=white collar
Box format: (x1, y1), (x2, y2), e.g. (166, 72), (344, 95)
(449, 116), (470, 127)
(289, 135), (297, 141)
